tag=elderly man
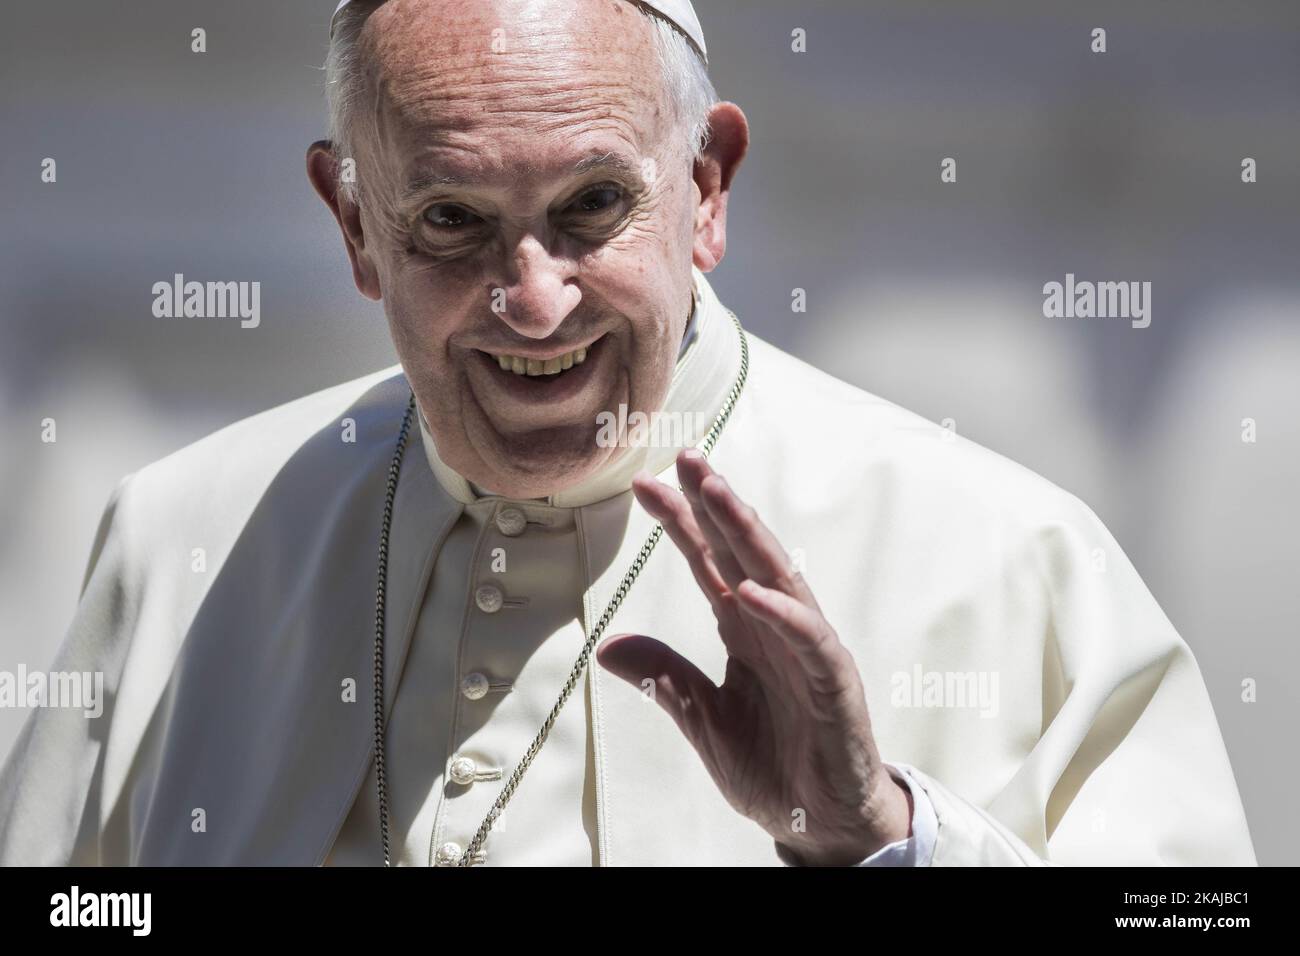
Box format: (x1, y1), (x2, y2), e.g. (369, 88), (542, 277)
(0, 0), (1254, 867)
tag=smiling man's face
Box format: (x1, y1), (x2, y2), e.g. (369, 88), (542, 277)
(309, 0), (746, 498)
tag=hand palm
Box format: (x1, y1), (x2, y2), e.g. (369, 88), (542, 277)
(596, 450), (909, 865)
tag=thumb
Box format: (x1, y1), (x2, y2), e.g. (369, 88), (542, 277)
(596, 634), (719, 744)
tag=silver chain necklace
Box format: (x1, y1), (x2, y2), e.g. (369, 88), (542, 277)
(373, 310), (749, 867)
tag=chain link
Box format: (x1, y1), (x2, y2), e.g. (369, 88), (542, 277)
(373, 310), (749, 867)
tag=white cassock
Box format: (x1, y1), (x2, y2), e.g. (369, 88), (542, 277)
(0, 267), (1256, 865)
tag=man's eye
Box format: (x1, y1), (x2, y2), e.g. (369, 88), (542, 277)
(570, 186), (623, 214)
(423, 204), (483, 229)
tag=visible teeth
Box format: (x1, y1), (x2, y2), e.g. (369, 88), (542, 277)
(491, 345), (592, 377)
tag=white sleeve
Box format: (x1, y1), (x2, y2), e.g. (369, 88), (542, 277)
(853, 762), (937, 867)
(885, 500), (1255, 867)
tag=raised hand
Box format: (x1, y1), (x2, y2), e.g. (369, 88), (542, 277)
(596, 449), (912, 866)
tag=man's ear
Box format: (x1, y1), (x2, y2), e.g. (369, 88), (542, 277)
(306, 140), (382, 301)
(691, 102), (750, 273)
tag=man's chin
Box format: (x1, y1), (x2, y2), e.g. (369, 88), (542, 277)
(470, 427), (626, 499)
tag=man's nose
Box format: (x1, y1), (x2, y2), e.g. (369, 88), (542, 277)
(493, 233), (582, 340)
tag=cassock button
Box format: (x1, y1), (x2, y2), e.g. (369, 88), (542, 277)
(449, 755), (478, 786)
(495, 507), (527, 537)
(474, 584), (504, 613)
(461, 672), (490, 700)
(434, 842), (462, 866)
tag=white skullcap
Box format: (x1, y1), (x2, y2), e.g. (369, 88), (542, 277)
(330, 0), (707, 64)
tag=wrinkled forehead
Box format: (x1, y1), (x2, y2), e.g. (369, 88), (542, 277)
(357, 0), (670, 173)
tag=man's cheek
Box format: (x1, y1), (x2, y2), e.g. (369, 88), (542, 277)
(610, 218), (671, 264)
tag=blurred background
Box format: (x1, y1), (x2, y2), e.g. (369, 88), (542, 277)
(1, 0), (1296, 862)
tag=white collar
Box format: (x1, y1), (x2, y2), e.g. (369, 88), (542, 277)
(417, 265), (743, 508)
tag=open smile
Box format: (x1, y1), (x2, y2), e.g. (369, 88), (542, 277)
(471, 333), (610, 407)
(487, 343), (591, 377)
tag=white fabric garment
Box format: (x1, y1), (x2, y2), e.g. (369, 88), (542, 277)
(0, 266), (1255, 865)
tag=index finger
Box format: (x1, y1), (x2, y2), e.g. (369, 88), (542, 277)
(685, 454), (821, 609)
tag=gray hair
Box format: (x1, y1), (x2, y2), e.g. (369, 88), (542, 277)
(324, 1), (718, 204)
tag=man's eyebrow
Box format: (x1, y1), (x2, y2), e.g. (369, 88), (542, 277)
(570, 151), (641, 179)
(401, 152), (642, 202)
(401, 170), (473, 201)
